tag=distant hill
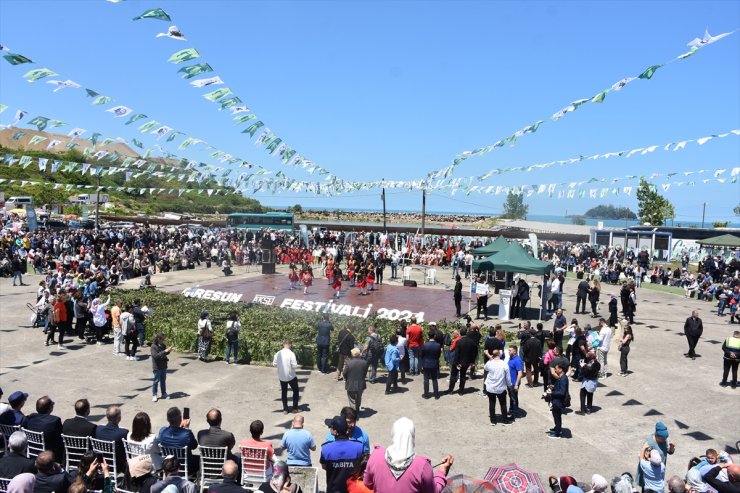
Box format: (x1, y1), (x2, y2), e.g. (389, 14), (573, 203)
(583, 204), (637, 220)
(0, 127), (139, 158)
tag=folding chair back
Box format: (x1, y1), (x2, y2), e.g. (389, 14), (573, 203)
(198, 446), (228, 493)
(0, 477), (11, 493)
(61, 434), (90, 471)
(239, 445), (270, 490)
(90, 438), (119, 480)
(159, 445), (189, 478)
(425, 268), (436, 285)
(0, 425), (20, 455)
(20, 428), (45, 460)
(403, 266), (413, 281)
(122, 439), (148, 461)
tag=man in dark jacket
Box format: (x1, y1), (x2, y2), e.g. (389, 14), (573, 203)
(94, 406), (129, 473)
(343, 348), (369, 412)
(702, 464), (740, 493)
(522, 329), (543, 387)
(33, 451), (71, 493)
(0, 431), (36, 478)
(315, 314), (333, 374)
(61, 399), (96, 438)
(132, 299), (147, 347)
(576, 279), (590, 314)
(21, 396), (64, 465)
(447, 328), (478, 395)
(547, 363), (569, 439)
(335, 325), (356, 381)
(151, 333), (172, 402)
(684, 310), (703, 360)
(420, 330), (442, 399)
(197, 409), (240, 476)
(453, 275), (463, 317)
(207, 460), (243, 493)
(512, 279), (530, 319)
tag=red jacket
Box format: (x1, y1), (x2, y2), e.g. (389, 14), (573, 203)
(406, 324), (424, 348)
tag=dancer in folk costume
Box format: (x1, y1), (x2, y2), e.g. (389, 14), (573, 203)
(356, 265), (368, 296)
(288, 263), (300, 290)
(325, 256), (335, 285)
(302, 268), (313, 295)
(331, 266), (343, 298)
(366, 261), (376, 291)
(347, 258), (356, 287)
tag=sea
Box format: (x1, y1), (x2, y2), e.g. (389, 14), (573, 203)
(282, 207), (739, 229)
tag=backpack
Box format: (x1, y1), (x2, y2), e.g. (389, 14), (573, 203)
(225, 321), (238, 341)
(369, 334), (383, 355)
(199, 320), (212, 339)
(122, 313), (136, 336)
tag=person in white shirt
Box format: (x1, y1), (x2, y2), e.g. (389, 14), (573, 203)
(483, 350), (512, 426)
(273, 341), (299, 414)
(596, 319), (612, 378)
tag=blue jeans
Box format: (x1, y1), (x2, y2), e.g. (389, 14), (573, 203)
(136, 322), (145, 346)
(367, 353), (380, 382)
(225, 341), (238, 363)
(12, 270), (23, 285)
(317, 345), (330, 373)
(508, 387), (520, 416)
(718, 299), (726, 315)
(391, 263), (398, 279)
(152, 369), (167, 396)
(408, 347), (420, 374)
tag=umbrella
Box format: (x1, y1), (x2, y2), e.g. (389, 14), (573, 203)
(442, 475), (498, 493)
(485, 464), (546, 493)
(9, 208), (27, 215)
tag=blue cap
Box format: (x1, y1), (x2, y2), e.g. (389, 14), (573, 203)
(324, 416), (348, 435)
(8, 391), (28, 404)
(567, 487), (585, 493)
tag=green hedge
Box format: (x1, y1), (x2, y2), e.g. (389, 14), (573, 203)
(112, 288), (516, 367)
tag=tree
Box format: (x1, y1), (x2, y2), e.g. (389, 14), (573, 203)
(501, 191), (528, 219)
(734, 204), (740, 216)
(636, 179), (675, 226)
(292, 203), (303, 213)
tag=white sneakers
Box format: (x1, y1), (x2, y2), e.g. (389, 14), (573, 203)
(152, 395), (158, 402)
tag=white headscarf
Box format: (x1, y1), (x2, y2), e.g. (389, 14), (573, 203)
(686, 469), (708, 493)
(590, 474), (608, 493)
(385, 417), (416, 480)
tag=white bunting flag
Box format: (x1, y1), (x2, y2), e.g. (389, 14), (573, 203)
(67, 128), (86, 139)
(189, 76), (223, 88)
(156, 25), (187, 41)
(46, 79), (81, 92)
(106, 106), (133, 118)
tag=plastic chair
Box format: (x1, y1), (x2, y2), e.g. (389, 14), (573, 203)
(159, 445), (189, 478)
(198, 446), (228, 493)
(239, 445), (271, 492)
(20, 428), (45, 460)
(0, 477), (11, 493)
(0, 425), (20, 454)
(425, 268), (436, 285)
(89, 438), (120, 480)
(122, 439), (148, 461)
(61, 434), (90, 472)
(403, 266), (413, 281)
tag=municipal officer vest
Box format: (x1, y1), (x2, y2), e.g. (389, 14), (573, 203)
(726, 336), (740, 350)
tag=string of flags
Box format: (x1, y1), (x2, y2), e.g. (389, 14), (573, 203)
(121, 5), (342, 182)
(425, 28), (738, 182)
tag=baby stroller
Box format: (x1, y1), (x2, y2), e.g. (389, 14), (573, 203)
(26, 302), (48, 329)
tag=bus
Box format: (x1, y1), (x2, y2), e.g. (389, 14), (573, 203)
(226, 212), (295, 230)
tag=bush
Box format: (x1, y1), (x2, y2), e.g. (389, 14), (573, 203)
(110, 288), (516, 368)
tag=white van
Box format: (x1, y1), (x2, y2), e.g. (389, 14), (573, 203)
(6, 196), (34, 208)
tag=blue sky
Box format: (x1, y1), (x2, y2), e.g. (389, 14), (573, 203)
(1, 0), (739, 222)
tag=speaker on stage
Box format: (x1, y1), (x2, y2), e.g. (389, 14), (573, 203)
(261, 249), (273, 264)
(403, 280), (417, 287)
(262, 262), (276, 275)
(261, 236), (276, 274)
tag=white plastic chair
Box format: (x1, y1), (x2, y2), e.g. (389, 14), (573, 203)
(402, 266), (413, 281)
(0, 425), (20, 454)
(239, 445), (271, 492)
(198, 446), (228, 493)
(0, 477), (11, 493)
(61, 434), (90, 471)
(122, 439), (148, 461)
(20, 428), (45, 460)
(425, 268), (436, 285)
(90, 438), (120, 480)
(159, 444), (189, 478)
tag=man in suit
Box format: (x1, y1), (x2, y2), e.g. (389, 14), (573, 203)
(94, 406), (128, 472)
(197, 409), (240, 473)
(206, 460), (243, 493)
(33, 451), (71, 493)
(684, 310), (704, 360)
(61, 399), (96, 438)
(447, 327), (479, 395)
(420, 328), (442, 399)
(343, 348), (369, 412)
(0, 431), (36, 478)
(21, 396), (64, 464)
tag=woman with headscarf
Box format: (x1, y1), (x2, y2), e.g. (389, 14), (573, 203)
(7, 473), (35, 493)
(686, 469), (709, 493)
(258, 461), (302, 493)
(197, 311), (213, 361)
(587, 474), (608, 493)
(363, 417), (454, 493)
(91, 295), (111, 345)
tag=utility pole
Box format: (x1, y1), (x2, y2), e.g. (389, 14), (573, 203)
(701, 202), (706, 228)
(94, 168), (101, 231)
(381, 179), (387, 234)
(421, 188), (426, 248)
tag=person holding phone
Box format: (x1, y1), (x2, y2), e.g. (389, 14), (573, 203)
(157, 407), (199, 475)
(151, 333), (173, 402)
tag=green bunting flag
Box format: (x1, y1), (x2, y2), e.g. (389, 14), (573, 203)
(165, 131), (184, 143)
(138, 120), (159, 133)
(125, 113), (147, 125)
(91, 95), (113, 105)
(265, 138), (282, 153)
(218, 97), (242, 110)
(132, 8), (171, 21)
(22, 68), (58, 82)
(234, 114), (256, 124)
(3, 53), (33, 65)
(177, 63), (213, 79)
(0, 104), (7, 114)
(131, 139), (144, 149)
(591, 90), (609, 103)
(28, 116), (50, 131)
(11, 132), (25, 140)
(203, 87), (233, 102)
(243, 121), (264, 137)
(167, 48), (201, 64)
(639, 64), (663, 80)
(178, 137), (201, 150)
(85, 89), (100, 98)
(90, 133), (101, 146)
(28, 135), (47, 145)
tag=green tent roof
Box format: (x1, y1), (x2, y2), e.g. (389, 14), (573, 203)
(472, 236), (509, 256)
(473, 241), (554, 275)
(697, 234), (740, 248)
